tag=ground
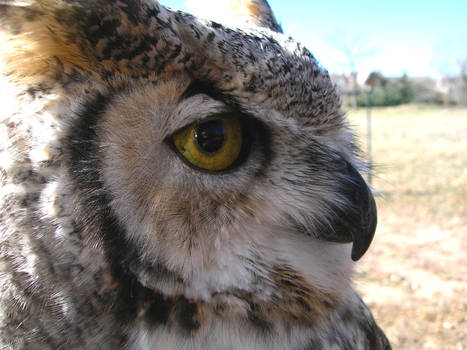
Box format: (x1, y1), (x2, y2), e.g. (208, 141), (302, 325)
(348, 105), (467, 350)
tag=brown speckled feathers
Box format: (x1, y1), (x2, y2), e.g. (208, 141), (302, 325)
(0, 1), (390, 349)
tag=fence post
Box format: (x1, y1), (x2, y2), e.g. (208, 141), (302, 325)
(366, 90), (373, 186)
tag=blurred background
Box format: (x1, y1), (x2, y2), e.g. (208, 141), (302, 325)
(161, 1), (467, 348)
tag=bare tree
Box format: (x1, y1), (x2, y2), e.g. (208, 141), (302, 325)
(328, 31), (377, 109)
(456, 58), (467, 104)
(457, 58), (466, 77)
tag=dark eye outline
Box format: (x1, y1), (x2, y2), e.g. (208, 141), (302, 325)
(167, 113), (256, 174)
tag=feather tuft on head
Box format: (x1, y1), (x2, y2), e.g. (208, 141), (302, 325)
(186, 0), (282, 32)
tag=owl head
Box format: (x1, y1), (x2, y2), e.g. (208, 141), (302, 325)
(1, 0), (376, 324)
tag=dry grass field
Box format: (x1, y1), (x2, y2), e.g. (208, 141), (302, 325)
(347, 105), (467, 349)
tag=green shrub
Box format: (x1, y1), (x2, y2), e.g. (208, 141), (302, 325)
(357, 73), (416, 106)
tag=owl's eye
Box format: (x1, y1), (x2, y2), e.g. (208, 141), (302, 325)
(172, 116), (249, 172)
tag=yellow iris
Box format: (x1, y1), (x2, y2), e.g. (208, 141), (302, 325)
(172, 117), (243, 171)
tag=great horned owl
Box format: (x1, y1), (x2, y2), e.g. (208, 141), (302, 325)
(0, 0), (391, 349)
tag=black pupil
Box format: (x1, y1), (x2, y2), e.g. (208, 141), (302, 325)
(194, 120), (226, 153)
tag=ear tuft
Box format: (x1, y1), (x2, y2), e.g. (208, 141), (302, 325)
(187, 0), (282, 32)
(229, 0), (282, 32)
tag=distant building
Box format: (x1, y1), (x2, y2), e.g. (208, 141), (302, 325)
(331, 73), (360, 107)
(331, 72), (466, 106)
(436, 76), (467, 104)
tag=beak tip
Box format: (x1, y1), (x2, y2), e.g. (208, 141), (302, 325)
(351, 245), (366, 261)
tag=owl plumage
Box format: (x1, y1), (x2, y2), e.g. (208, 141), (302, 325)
(0, 0), (391, 349)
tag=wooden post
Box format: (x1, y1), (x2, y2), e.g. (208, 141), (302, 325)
(366, 90), (372, 186)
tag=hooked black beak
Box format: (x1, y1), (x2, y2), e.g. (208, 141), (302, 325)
(323, 161), (377, 261)
(293, 160), (377, 261)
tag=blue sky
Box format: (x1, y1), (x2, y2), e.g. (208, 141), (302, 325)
(159, 0), (467, 80)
